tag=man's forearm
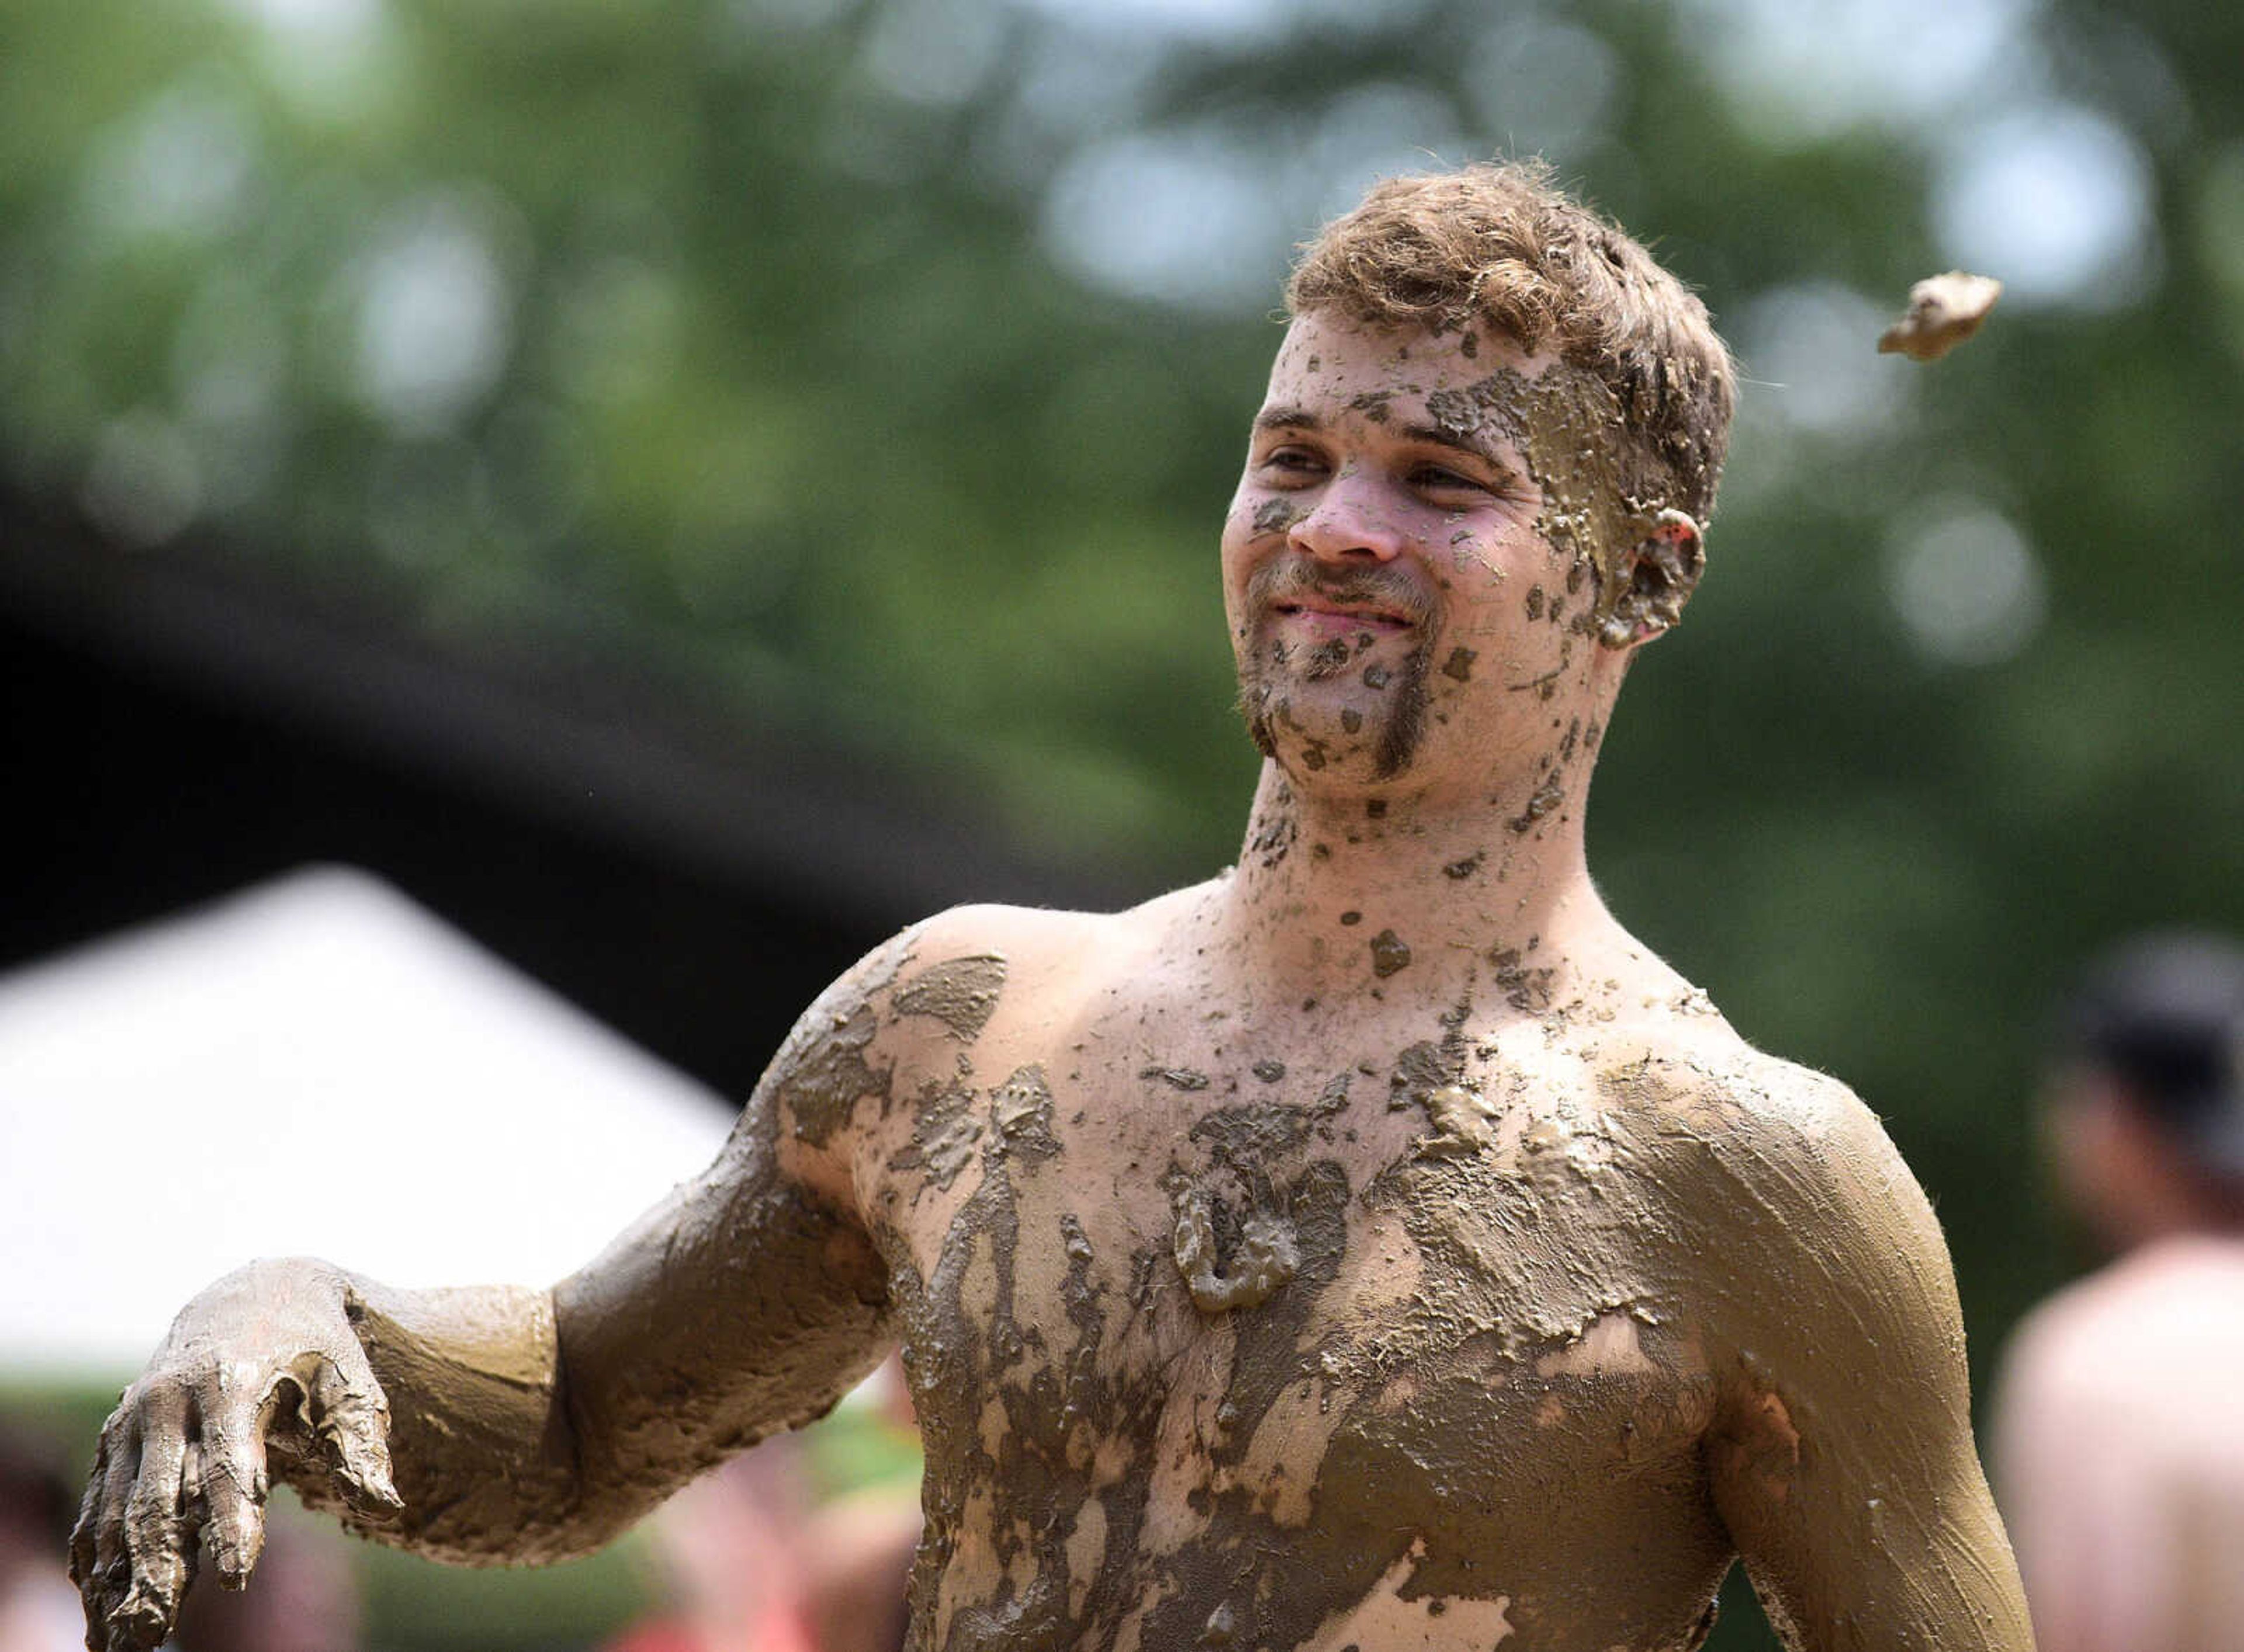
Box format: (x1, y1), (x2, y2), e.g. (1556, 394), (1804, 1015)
(307, 1276), (594, 1565)
(316, 1135), (891, 1572)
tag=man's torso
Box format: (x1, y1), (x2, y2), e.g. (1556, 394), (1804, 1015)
(788, 889), (1817, 1652)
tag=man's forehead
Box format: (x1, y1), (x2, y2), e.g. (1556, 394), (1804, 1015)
(1264, 311), (1554, 396)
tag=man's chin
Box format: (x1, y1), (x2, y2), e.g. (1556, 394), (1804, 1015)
(1236, 679), (1410, 782)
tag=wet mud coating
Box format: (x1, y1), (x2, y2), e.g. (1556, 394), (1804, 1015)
(1425, 363), (1703, 649)
(848, 902), (2028, 1652)
(1877, 272), (2003, 362)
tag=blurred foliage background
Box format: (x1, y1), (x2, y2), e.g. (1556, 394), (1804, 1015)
(6, 0), (2243, 1646)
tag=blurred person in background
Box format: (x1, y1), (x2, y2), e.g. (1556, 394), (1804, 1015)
(604, 1428), (917, 1652)
(0, 1421), (81, 1651)
(1992, 931), (2244, 1651)
(604, 1438), (822, 1652)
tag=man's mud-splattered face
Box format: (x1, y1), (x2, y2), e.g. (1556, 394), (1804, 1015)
(1223, 313), (1660, 794)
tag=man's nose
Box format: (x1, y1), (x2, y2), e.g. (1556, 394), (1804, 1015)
(1286, 470), (1407, 563)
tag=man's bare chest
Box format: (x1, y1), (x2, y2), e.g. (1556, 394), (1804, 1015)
(857, 983), (1735, 1649)
(870, 1005), (1719, 1480)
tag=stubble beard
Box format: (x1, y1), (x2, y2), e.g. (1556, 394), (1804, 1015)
(1235, 559), (1439, 781)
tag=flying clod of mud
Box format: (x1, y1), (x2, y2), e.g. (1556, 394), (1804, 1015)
(1877, 271), (2004, 362)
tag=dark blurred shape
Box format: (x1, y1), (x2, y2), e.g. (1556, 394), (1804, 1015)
(0, 482), (1123, 1106)
(171, 1503), (363, 1652)
(1990, 931), (2244, 1651)
(2058, 933), (2244, 1189)
(0, 1418), (84, 1651)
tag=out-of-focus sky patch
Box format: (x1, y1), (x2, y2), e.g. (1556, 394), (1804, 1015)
(1464, 11), (1620, 161)
(1678, 0), (2047, 141)
(1300, 82), (1469, 219)
(1040, 84), (1464, 314)
(1736, 281), (1911, 437)
(1883, 498), (2048, 668)
(216, 0), (408, 125)
(857, 0), (1011, 108)
(1041, 127), (1293, 314)
(1931, 105), (2159, 308)
(1010, 0), (1294, 49)
(75, 72), (262, 249)
(1677, 0), (2162, 312)
(344, 186), (527, 437)
(712, 0), (856, 39)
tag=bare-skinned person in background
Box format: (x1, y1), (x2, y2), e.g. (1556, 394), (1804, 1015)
(602, 1424), (917, 1652)
(1993, 933), (2244, 1652)
(73, 161), (2034, 1652)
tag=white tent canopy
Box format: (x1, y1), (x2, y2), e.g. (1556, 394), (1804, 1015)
(0, 866), (736, 1380)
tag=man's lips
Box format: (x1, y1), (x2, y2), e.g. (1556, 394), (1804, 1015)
(1244, 553), (1437, 641)
(1268, 599), (1414, 635)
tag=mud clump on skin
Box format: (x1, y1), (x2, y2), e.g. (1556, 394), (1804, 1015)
(1370, 930), (1412, 978)
(1428, 364), (1694, 646)
(894, 955), (1009, 1043)
(1172, 1187), (1301, 1313)
(1252, 497), (1298, 535)
(891, 1078), (983, 1189)
(1142, 1065), (1212, 1092)
(1490, 947), (1556, 1012)
(778, 1002), (888, 1148)
(1508, 776), (1565, 834)
(773, 942), (909, 1147)
(1248, 792), (1300, 871)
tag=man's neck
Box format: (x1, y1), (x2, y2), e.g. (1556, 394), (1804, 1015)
(1210, 760), (1612, 1010)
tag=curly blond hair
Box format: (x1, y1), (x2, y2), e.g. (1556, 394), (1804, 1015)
(1286, 160), (1735, 524)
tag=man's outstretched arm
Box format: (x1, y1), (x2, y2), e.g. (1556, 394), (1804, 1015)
(72, 935), (913, 1651)
(1700, 1072), (2035, 1651)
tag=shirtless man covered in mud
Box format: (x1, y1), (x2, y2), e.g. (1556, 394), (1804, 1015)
(74, 162), (2035, 1652)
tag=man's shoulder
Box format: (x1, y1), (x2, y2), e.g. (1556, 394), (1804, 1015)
(1593, 1012), (1863, 1132)
(1591, 1020), (1927, 1232)
(903, 879), (1217, 983)
(1591, 1022), (1968, 1365)
(897, 897), (1136, 965)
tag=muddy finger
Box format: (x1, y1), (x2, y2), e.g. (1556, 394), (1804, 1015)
(68, 1426), (113, 1648)
(115, 1405), (195, 1648)
(68, 1424), (111, 1590)
(84, 1417), (143, 1646)
(196, 1386), (271, 1588)
(307, 1358), (401, 1514)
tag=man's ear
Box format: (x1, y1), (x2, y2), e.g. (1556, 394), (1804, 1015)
(1597, 508), (1705, 649)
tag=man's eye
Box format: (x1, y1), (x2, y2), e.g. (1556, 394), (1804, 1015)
(1261, 448), (1325, 479)
(1411, 463), (1485, 494)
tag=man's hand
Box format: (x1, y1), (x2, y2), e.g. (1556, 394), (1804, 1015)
(70, 1258), (404, 1652)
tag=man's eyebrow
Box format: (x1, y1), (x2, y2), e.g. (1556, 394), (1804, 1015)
(1252, 406), (1525, 478)
(1393, 420), (1513, 469)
